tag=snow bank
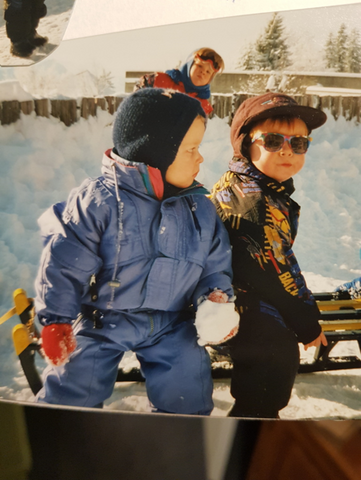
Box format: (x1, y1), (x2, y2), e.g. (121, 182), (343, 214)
(0, 81), (33, 102)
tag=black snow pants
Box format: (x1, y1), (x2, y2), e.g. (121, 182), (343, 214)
(4, 0), (47, 44)
(227, 301), (300, 419)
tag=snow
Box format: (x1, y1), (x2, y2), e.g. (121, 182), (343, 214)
(0, 81), (33, 101)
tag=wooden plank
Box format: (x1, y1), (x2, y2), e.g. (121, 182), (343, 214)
(80, 98), (96, 119)
(317, 299), (361, 311)
(34, 99), (49, 118)
(125, 71), (149, 78)
(1, 100), (20, 125)
(320, 321), (361, 332)
(105, 96), (116, 114)
(95, 97), (106, 111)
(20, 101), (34, 115)
(50, 99), (77, 126)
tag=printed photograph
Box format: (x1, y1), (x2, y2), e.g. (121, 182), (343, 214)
(1, 2), (361, 421)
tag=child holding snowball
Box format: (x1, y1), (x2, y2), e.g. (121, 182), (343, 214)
(34, 88), (238, 415)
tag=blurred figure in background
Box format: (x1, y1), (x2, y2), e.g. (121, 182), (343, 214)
(4, 0), (48, 58)
(134, 47), (224, 115)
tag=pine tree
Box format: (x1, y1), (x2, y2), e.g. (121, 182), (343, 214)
(238, 12), (291, 71)
(255, 12), (291, 70)
(334, 23), (348, 72)
(238, 44), (256, 70)
(324, 24), (361, 73)
(346, 28), (361, 73)
(324, 33), (336, 69)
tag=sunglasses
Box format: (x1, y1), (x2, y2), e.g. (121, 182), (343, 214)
(251, 132), (312, 154)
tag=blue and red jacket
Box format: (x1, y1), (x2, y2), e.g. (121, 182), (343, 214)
(135, 72), (213, 115)
(35, 150), (233, 325)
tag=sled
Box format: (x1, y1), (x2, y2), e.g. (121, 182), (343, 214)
(298, 291), (361, 373)
(209, 291), (361, 375)
(210, 292), (361, 375)
(0, 289), (43, 395)
(2, 289), (361, 395)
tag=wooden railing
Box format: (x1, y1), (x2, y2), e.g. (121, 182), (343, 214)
(1, 94), (361, 127)
(0, 96), (125, 127)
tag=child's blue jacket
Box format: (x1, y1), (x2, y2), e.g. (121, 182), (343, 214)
(34, 150), (233, 325)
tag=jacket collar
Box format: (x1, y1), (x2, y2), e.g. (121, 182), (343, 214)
(229, 157), (295, 196)
(101, 149), (209, 200)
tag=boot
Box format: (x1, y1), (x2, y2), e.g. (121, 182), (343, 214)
(10, 41), (35, 58)
(30, 32), (48, 47)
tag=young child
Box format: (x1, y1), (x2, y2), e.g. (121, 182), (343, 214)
(134, 47), (224, 115)
(210, 93), (328, 418)
(34, 88), (238, 414)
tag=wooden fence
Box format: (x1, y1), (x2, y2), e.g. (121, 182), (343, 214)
(1, 94), (361, 127)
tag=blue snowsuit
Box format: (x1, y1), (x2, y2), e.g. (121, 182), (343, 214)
(34, 150), (233, 413)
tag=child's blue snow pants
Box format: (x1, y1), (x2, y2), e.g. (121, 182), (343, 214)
(35, 309), (214, 415)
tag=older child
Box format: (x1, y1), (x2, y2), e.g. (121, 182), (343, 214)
(210, 93), (328, 418)
(134, 47), (224, 115)
(34, 88), (238, 414)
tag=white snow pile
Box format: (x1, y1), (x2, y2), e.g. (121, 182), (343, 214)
(1, 83), (361, 419)
(0, 80), (33, 102)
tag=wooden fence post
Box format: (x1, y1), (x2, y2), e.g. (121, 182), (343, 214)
(51, 99), (77, 126)
(114, 97), (124, 112)
(105, 96), (116, 115)
(34, 99), (50, 118)
(1, 100), (20, 125)
(80, 98), (97, 119)
(20, 101), (34, 116)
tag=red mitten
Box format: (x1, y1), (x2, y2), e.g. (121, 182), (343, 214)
(41, 324), (76, 366)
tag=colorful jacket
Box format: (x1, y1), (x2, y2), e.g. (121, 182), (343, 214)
(35, 150), (233, 326)
(134, 72), (213, 115)
(209, 158), (321, 344)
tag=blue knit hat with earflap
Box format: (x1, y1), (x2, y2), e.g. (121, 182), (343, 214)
(112, 88), (206, 180)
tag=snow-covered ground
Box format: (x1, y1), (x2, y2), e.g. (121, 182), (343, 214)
(1, 93), (361, 419)
(0, 0), (74, 67)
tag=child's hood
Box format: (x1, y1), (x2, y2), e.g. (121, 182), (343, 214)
(166, 59), (211, 100)
(101, 149), (209, 201)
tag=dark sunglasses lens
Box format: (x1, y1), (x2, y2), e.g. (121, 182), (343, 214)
(264, 134), (284, 152)
(290, 137), (309, 154)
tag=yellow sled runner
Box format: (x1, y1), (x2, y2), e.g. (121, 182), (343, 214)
(0, 289), (43, 395)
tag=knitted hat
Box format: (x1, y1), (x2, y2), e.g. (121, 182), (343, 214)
(231, 92), (327, 159)
(112, 88), (206, 176)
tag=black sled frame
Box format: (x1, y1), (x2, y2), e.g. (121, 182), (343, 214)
(1, 289), (361, 396)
